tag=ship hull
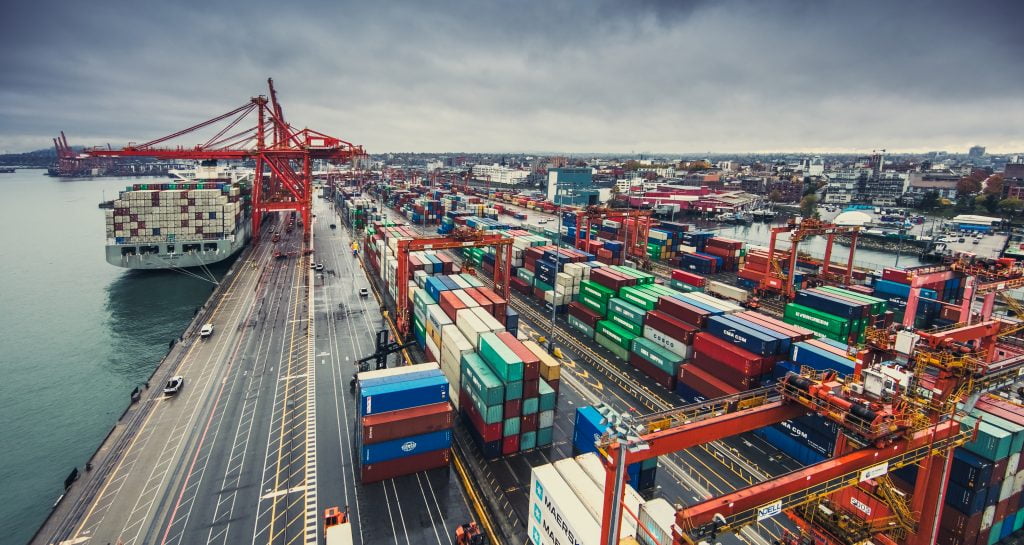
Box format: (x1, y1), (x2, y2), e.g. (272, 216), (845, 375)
(105, 221), (251, 269)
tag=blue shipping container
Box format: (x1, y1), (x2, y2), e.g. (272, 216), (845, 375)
(424, 276), (450, 302)
(790, 342), (855, 374)
(794, 290), (865, 320)
(950, 448), (995, 490)
(359, 375), (450, 416)
(755, 426), (826, 466)
(360, 430), (452, 464)
(720, 315), (792, 355)
(945, 480), (988, 516)
(358, 368), (442, 392)
(705, 315), (779, 356)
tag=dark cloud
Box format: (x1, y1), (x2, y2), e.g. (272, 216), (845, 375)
(1, 0), (1022, 154)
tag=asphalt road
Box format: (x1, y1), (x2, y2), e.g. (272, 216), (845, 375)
(35, 217), (317, 545)
(367, 196), (802, 545)
(311, 197), (474, 545)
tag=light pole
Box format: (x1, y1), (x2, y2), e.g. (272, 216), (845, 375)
(548, 182), (574, 355)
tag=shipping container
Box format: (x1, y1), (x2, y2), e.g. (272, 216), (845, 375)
(705, 314), (779, 356)
(361, 402), (453, 445)
(360, 429), (452, 464)
(479, 332), (525, 382)
(360, 447), (450, 484)
(528, 464), (601, 545)
(359, 375), (450, 416)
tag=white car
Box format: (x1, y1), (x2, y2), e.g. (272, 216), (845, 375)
(359, 288), (369, 297)
(199, 323), (214, 338)
(315, 263), (325, 271)
(163, 376), (184, 395)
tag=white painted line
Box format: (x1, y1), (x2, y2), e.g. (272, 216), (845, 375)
(260, 485), (309, 500)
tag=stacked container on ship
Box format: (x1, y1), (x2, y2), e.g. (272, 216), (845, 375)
(103, 162), (252, 269)
(356, 363), (454, 482)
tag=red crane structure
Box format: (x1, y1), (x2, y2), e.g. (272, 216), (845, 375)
(760, 217), (861, 300)
(391, 228), (513, 337)
(571, 206), (654, 264)
(80, 79), (365, 241)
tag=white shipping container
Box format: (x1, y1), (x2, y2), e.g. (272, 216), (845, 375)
(686, 292), (744, 313)
(981, 504), (995, 531)
(470, 306), (504, 334)
(456, 308), (490, 349)
(425, 333), (441, 364)
(454, 289), (480, 309)
(637, 498), (675, 545)
(450, 275), (472, 289)
(706, 280), (749, 303)
(528, 464), (600, 545)
(643, 327), (693, 359)
(426, 305), (453, 348)
(357, 362), (439, 382)
(573, 453), (643, 538)
(539, 409), (554, 428)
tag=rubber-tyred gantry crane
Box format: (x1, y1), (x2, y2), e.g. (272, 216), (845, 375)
(393, 228), (513, 337)
(572, 206), (654, 262)
(80, 78), (366, 242)
(761, 217), (860, 300)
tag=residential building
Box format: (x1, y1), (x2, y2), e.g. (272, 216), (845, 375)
(905, 170), (960, 202)
(824, 170), (867, 204)
(863, 172), (908, 206)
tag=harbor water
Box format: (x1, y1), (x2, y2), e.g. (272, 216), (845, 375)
(0, 169), (232, 544)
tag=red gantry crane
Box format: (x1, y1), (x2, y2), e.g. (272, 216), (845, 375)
(761, 217), (861, 300)
(80, 78), (365, 241)
(392, 227), (513, 337)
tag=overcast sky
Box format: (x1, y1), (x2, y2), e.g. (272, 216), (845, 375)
(2, 0), (1022, 155)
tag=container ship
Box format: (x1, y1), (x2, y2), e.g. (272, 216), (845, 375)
(103, 162), (252, 269)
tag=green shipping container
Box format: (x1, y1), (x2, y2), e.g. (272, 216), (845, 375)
(641, 457), (658, 470)
(537, 426), (554, 447)
(414, 315), (426, 336)
(596, 330), (631, 361)
(517, 268), (535, 283)
(567, 315), (596, 338)
(608, 298), (647, 325)
(538, 380), (556, 411)
(609, 313), (644, 336)
(503, 417), (521, 437)
(595, 321), (637, 350)
(784, 303), (849, 336)
(461, 353), (505, 406)
(535, 279), (554, 292)
(479, 332), (525, 382)
(959, 416), (1013, 461)
(464, 382), (503, 425)
(523, 396), (539, 415)
(580, 280), (616, 302)
(610, 266), (655, 285)
(816, 286), (887, 315)
(668, 279), (699, 293)
(989, 522), (1002, 545)
(505, 380), (523, 401)
(520, 430), (538, 451)
(576, 294), (608, 316)
(631, 337), (683, 375)
(617, 286), (659, 311)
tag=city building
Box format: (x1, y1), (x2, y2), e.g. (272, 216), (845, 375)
(472, 163), (529, 185)
(862, 172), (908, 206)
(547, 167), (599, 206)
(800, 157), (825, 176)
(905, 170), (960, 202)
(968, 145), (986, 158)
(823, 169), (867, 204)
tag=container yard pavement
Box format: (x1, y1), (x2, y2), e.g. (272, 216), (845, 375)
(33, 222), (317, 545)
(311, 198), (475, 545)
(370, 199), (800, 545)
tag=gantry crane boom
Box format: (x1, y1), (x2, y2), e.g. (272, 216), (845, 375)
(79, 79), (366, 241)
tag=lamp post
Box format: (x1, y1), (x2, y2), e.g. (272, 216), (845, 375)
(548, 182), (575, 354)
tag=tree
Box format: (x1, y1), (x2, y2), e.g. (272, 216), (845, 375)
(956, 194), (977, 212)
(977, 193), (1000, 214)
(799, 195), (818, 218)
(957, 177), (982, 196)
(768, 189), (783, 203)
(999, 198), (1023, 215)
(918, 191), (940, 211)
(985, 174), (1005, 196)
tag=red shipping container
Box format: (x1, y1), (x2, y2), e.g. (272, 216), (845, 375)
(693, 332), (766, 377)
(439, 291), (468, 322)
(628, 352), (676, 390)
(831, 484), (894, 523)
(498, 331), (540, 381)
(362, 402), (453, 445)
(532, 286), (545, 300)
(547, 378), (559, 393)
(590, 267), (633, 291)
(656, 296), (710, 327)
(702, 245), (733, 259)
(991, 458), (1009, 488)
(478, 286), (507, 321)
(976, 396), (1024, 427)
(1008, 491), (1020, 513)
(706, 237), (743, 250)
(568, 302), (602, 328)
(361, 448), (450, 484)
(644, 311), (699, 344)
(523, 379), (540, 398)
(882, 267), (910, 284)
(464, 288), (494, 314)
(690, 353), (760, 390)
(678, 363), (740, 398)
(460, 390), (502, 442)
(521, 413), (538, 433)
(511, 277), (531, 294)
(670, 269), (706, 287)
(502, 434), (520, 455)
(504, 399), (521, 418)
(806, 339), (851, 359)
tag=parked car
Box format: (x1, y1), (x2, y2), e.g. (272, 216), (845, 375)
(163, 376), (184, 395)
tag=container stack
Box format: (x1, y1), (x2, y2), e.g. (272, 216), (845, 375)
(700, 237), (744, 272)
(356, 363), (454, 483)
(872, 266), (963, 328)
(106, 184), (244, 244)
(572, 406), (658, 490)
(783, 287), (889, 344)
